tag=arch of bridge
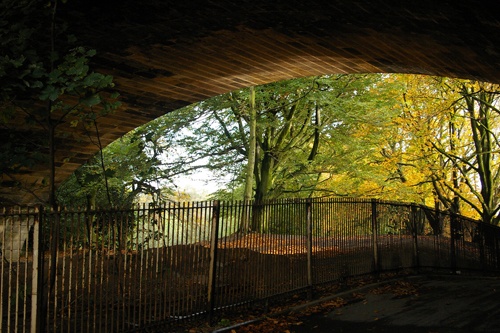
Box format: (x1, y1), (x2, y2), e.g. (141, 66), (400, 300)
(2, 0), (500, 204)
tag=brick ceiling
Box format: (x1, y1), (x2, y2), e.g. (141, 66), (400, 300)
(2, 0), (500, 204)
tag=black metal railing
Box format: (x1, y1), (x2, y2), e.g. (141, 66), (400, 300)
(1, 198), (500, 332)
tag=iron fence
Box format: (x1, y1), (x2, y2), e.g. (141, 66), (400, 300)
(1, 198), (500, 332)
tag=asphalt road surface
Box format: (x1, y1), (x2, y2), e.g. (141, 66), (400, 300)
(292, 275), (500, 333)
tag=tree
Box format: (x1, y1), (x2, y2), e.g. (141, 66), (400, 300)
(395, 76), (500, 224)
(453, 80), (500, 224)
(382, 75), (458, 208)
(158, 75), (403, 202)
(243, 86), (257, 202)
(57, 123), (179, 208)
(300, 74), (409, 201)
(0, 0), (120, 207)
(168, 76), (330, 201)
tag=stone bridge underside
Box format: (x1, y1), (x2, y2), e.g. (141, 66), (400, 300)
(2, 0), (500, 204)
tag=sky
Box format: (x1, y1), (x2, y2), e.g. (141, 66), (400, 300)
(172, 173), (215, 200)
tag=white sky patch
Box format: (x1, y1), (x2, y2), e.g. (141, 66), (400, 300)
(171, 169), (233, 200)
(173, 170), (214, 196)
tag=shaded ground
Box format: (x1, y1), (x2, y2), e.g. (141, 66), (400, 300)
(212, 274), (500, 333)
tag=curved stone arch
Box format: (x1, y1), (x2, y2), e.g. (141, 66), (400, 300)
(2, 0), (500, 204)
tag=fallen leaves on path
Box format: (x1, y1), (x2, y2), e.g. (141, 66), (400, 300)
(200, 234), (342, 255)
(370, 280), (420, 297)
(179, 273), (419, 333)
(231, 297), (347, 332)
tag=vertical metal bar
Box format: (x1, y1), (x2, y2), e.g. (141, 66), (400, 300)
(81, 210), (87, 333)
(42, 209), (48, 332)
(102, 209), (109, 332)
(171, 201), (179, 318)
(113, 208), (120, 333)
(450, 214), (457, 273)
(127, 205), (136, 327)
(306, 198), (313, 299)
(268, 200), (273, 294)
(72, 210), (81, 333)
(207, 200), (220, 322)
(63, 208), (70, 332)
(288, 199), (292, 286)
(7, 209), (13, 333)
(247, 200), (257, 299)
(15, 207), (22, 332)
(94, 210), (101, 331)
(230, 201), (238, 302)
(48, 207), (59, 332)
(30, 207), (41, 333)
(22, 209), (30, 333)
(160, 202), (168, 321)
(186, 202), (194, 313)
(411, 205), (420, 270)
(493, 226), (500, 270)
(74, 210), (82, 333)
(223, 201), (231, 308)
(145, 206), (152, 324)
(371, 199), (379, 274)
(193, 201), (200, 312)
(338, 199), (343, 280)
(193, 201), (199, 311)
(97, 211), (105, 331)
(222, 201), (230, 308)
(433, 205), (442, 267)
(87, 209), (95, 333)
(0, 208), (3, 333)
(106, 209), (113, 331)
(139, 203), (147, 326)
(123, 207), (129, 327)
(152, 204), (159, 322)
(0, 207), (5, 333)
(79, 209), (86, 333)
(180, 201), (188, 315)
(201, 201), (210, 308)
(91, 209), (98, 333)
(133, 206), (140, 326)
(152, 206), (159, 323)
(477, 222), (486, 271)
(61, 209), (68, 332)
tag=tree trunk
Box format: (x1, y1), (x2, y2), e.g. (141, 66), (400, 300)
(241, 86), (256, 232)
(255, 152), (274, 203)
(252, 151), (274, 232)
(243, 87), (256, 200)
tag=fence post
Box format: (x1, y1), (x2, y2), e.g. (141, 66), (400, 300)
(450, 214), (458, 273)
(477, 223), (486, 271)
(207, 200), (220, 322)
(30, 205), (46, 333)
(306, 198), (313, 299)
(411, 204), (421, 270)
(30, 207), (40, 333)
(371, 199), (379, 274)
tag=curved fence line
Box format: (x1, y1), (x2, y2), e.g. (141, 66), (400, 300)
(1, 198), (500, 332)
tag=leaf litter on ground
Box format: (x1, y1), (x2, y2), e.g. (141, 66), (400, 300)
(179, 272), (421, 333)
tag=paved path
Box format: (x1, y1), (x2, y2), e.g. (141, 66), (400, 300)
(293, 275), (500, 333)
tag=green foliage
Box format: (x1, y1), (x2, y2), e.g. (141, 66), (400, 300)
(1, 0), (120, 205)
(161, 74), (404, 202)
(57, 125), (177, 208)
(57, 72), (500, 231)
